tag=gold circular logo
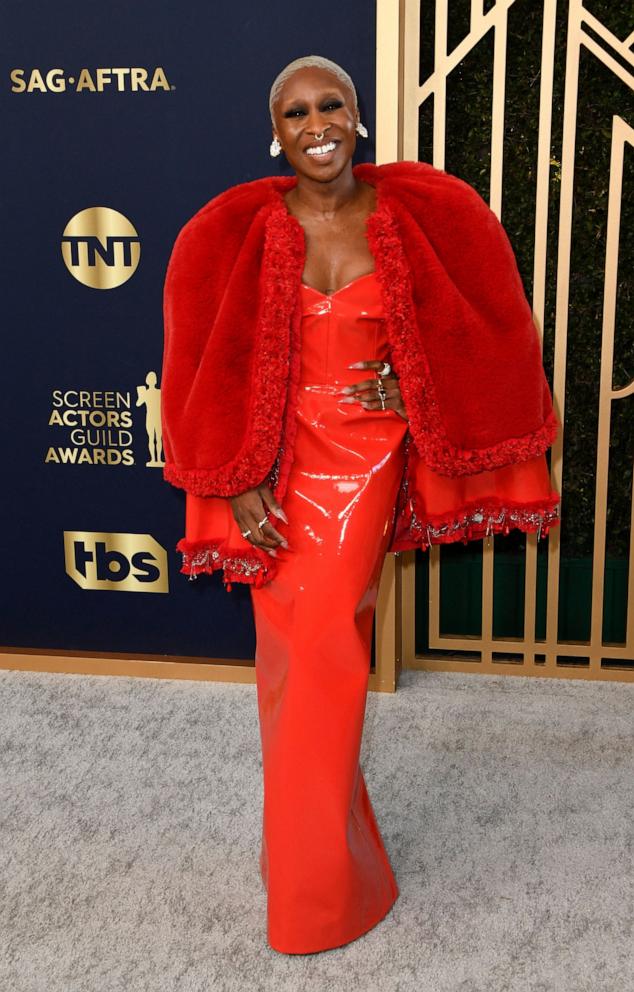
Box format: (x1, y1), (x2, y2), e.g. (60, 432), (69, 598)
(61, 207), (140, 288)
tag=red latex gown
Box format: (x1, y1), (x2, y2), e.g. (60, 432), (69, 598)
(181, 271), (556, 954)
(251, 272), (407, 954)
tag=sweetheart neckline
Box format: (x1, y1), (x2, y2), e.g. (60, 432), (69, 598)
(300, 271), (376, 298)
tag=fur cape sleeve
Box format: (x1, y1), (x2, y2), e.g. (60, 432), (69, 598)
(160, 176), (299, 497)
(359, 160), (559, 474)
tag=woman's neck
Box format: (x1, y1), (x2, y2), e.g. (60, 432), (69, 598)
(283, 169), (368, 220)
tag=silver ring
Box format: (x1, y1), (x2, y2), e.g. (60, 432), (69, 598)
(257, 515), (268, 528)
(241, 529), (252, 539)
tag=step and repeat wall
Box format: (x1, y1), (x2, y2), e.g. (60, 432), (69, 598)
(2, 1), (376, 662)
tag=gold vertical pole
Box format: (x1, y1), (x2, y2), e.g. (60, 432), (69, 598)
(374, 0), (406, 690)
(403, 0), (422, 161)
(591, 117), (633, 667)
(432, 0), (448, 169)
(524, 0), (559, 671)
(545, 0), (582, 669)
(376, 0), (402, 165)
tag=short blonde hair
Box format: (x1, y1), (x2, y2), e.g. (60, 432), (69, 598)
(269, 55), (358, 122)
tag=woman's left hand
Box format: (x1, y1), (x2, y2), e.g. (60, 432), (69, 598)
(337, 360), (409, 421)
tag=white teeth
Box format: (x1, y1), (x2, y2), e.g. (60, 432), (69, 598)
(306, 141), (336, 156)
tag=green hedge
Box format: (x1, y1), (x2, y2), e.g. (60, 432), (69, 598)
(418, 1), (633, 560)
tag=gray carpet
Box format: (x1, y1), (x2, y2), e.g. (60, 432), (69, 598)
(0, 666), (632, 992)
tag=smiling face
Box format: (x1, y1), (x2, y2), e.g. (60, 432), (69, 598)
(271, 66), (359, 179)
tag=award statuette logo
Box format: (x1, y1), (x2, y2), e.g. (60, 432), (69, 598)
(136, 372), (164, 468)
(46, 372), (165, 469)
(61, 207), (140, 289)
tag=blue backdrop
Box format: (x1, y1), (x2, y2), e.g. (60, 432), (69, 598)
(2, 0), (377, 660)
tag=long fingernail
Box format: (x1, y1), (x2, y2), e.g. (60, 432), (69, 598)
(267, 548), (278, 557)
(273, 507), (289, 524)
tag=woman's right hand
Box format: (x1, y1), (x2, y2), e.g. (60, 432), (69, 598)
(229, 484), (289, 556)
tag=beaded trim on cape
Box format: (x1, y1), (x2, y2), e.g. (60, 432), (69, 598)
(178, 431), (560, 592)
(179, 542), (277, 591)
(387, 430), (560, 554)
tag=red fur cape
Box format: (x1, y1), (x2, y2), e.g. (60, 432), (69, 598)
(161, 160), (561, 586)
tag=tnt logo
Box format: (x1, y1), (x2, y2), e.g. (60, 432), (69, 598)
(64, 531), (168, 593)
(61, 207), (140, 289)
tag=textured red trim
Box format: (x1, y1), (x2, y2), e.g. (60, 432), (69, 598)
(245, 206), (305, 493)
(268, 211), (305, 506)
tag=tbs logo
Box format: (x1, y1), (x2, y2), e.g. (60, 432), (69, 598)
(64, 531), (168, 593)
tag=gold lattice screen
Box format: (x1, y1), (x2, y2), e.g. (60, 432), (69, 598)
(373, 0), (633, 685)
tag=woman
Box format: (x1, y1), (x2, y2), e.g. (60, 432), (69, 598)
(161, 55), (561, 955)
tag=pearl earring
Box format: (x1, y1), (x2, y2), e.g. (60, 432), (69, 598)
(356, 121), (368, 138)
(270, 136), (282, 157)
